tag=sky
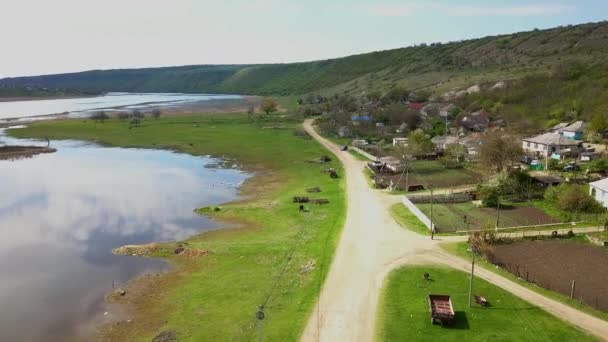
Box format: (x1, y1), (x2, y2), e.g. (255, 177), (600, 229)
(1, 0), (607, 77)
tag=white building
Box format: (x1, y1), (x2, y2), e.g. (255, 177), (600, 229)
(431, 135), (458, 151)
(393, 137), (408, 147)
(589, 178), (608, 209)
(522, 132), (581, 158)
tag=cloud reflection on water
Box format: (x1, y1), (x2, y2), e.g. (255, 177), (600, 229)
(0, 138), (248, 341)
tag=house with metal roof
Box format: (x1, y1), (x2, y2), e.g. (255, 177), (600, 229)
(559, 121), (586, 140)
(522, 132), (581, 158)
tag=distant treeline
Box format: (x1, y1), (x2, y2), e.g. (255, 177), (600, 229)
(2, 21), (608, 96)
(0, 85), (99, 98)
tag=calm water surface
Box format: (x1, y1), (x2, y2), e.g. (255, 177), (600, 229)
(0, 130), (249, 341)
(0, 92), (242, 120)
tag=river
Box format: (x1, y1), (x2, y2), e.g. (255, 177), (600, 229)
(0, 92), (242, 121)
(0, 129), (249, 341)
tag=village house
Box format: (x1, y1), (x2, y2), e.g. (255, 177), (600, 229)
(395, 122), (409, 134)
(460, 133), (483, 157)
(439, 104), (456, 118)
(351, 114), (371, 126)
(408, 102), (425, 112)
(338, 126), (353, 138)
(371, 156), (406, 173)
(431, 135), (458, 152)
(393, 137), (408, 147)
(352, 139), (369, 147)
(522, 132), (581, 158)
(460, 110), (490, 132)
(559, 121), (586, 140)
(589, 178), (608, 209)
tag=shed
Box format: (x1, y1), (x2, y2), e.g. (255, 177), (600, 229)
(531, 174), (562, 188)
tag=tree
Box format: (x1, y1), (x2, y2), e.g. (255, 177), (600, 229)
(151, 109), (162, 119)
(132, 109), (145, 119)
(385, 86), (409, 103)
(589, 113), (608, 134)
(443, 143), (468, 164)
(404, 129), (434, 157)
(129, 117), (141, 127)
(366, 90), (382, 103)
(260, 98), (278, 115)
(117, 112), (129, 121)
(479, 132), (522, 172)
(91, 111), (109, 123)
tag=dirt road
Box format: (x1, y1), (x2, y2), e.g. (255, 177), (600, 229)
(300, 119), (608, 342)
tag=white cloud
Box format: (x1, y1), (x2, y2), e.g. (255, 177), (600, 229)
(368, 2), (572, 17)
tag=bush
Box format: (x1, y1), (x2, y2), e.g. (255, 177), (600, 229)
(480, 186), (500, 207)
(547, 158), (560, 171)
(117, 112), (130, 121)
(587, 158), (608, 173)
(545, 184), (604, 213)
(90, 111), (109, 122)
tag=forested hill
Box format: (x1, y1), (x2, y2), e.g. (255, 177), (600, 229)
(2, 21), (608, 96)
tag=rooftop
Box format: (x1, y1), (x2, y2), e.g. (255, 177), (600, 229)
(523, 132), (580, 146)
(590, 178), (608, 191)
(431, 135), (458, 145)
(561, 121), (586, 132)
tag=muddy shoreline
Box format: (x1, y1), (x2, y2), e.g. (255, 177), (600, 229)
(0, 145), (56, 160)
(96, 162), (279, 340)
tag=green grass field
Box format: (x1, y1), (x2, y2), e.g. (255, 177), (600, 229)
(9, 114), (346, 341)
(377, 266), (595, 341)
(441, 242), (608, 322)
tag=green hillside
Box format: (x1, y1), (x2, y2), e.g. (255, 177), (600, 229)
(1, 21), (608, 96)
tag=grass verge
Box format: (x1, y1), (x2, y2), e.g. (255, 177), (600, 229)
(376, 265), (596, 341)
(440, 241), (608, 322)
(9, 113), (346, 341)
(389, 203), (431, 236)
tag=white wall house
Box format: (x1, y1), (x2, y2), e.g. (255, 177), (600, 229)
(590, 178), (608, 209)
(393, 137), (408, 147)
(522, 132), (581, 157)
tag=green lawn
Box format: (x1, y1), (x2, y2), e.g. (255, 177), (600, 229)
(441, 242), (608, 322)
(377, 266), (595, 342)
(389, 203), (432, 236)
(9, 114), (346, 341)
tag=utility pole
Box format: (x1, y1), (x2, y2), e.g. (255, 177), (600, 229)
(257, 305), (265, 342)
(468, 251), (476, 307)
(405, 167), (409, 192)
(430, 188), (435, 240)
(496, 197), (500, 231)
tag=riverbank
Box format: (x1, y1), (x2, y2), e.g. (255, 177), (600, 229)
(0, 145), (56, 160)
(9, 113), (346, 341)
(0, 95), (96, 102)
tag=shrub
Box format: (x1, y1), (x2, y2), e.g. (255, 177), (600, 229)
(588, 158), (608, 173)
(545, 184), (604, 213)
(480, 186), (500, 207)
(90, 111), (109, 123)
